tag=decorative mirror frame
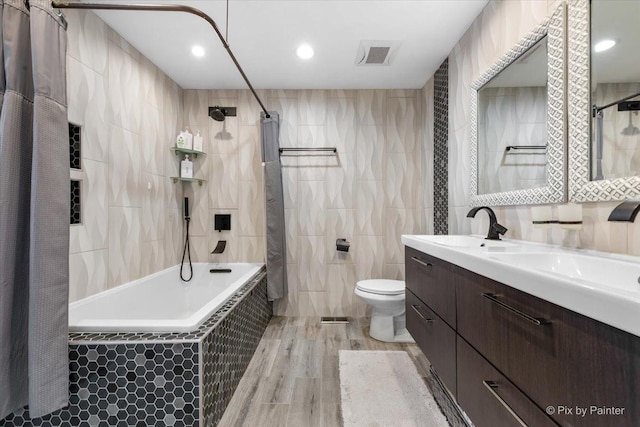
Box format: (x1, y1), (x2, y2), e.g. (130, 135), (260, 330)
(469, 5), (566, 207)
(567, 0), (640, 202)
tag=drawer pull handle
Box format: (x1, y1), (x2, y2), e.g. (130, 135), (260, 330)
(411, 305), (434, 323)
(482, 293), (550, 326)
(411, 256), (432, 269)
(482, 381), (529, 427)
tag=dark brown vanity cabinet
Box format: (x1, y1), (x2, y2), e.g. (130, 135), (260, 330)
(405, 246), (640, 427)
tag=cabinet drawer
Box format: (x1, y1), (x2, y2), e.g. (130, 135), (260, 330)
(456, 268), (640, 427)
(406, 288), (456, 397)
(457, 337), (558, 427)
(405, 247), (456, 328)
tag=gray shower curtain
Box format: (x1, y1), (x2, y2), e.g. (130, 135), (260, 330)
(261, 112), (287, 301)
(0, 0), (70, 420)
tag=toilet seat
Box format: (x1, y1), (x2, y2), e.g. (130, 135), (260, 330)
(356, 279), (405, 296)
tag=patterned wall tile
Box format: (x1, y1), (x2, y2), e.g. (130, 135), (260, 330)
(386, 97), (418, 153)
(298, 236), (328, 291)
(141, 103), (164, 176)
(284, 208), (298, 264)
(208, 151), (239, 210)
(355, 180), (385, 236)
(325, 152), (356, 209)
(68, 249), (108, 303)
(183, 90), (211, 128)
(385, 153), (417, 209)
(238, 125), (262, 182)
(325, 264), (358, 316)
(238, 182), (265, 237)
(66, 56), (109, 163)
(448, 126), (470, 206)
(108, 125), (141, 208)
(267, 96), (298, 149)
(356, 90), (386, 126)
(108, 42), (141, 132)
(384, 209), (418, 264)
(65, 10), (108, 76)
(298, 90), (328, 125)
(297, 181), (327, 236)
(141, 240), (166, 278)
(141, 173), (166, 242)
(238, 237), (266, 263)
(326, 97), (357, 154)
(356, 125), (386, 181)
(355, 235), (385, 281)
(238, 89), (267, 127)
(108, 207), (142, 288)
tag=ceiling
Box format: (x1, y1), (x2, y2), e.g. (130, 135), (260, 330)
(95, 0), (489, 89)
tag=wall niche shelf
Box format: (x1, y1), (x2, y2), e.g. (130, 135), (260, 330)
(170, 147), (206, 158)
(171, 177), (207, 186)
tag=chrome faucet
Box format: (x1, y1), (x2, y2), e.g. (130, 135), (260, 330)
(608, 199), (640, 222)
(467, 206), (508, 240)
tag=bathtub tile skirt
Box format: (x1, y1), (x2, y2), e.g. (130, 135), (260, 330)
(1, 272), (273, 427)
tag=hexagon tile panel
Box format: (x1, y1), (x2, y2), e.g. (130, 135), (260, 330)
(1, 273), (272, 427)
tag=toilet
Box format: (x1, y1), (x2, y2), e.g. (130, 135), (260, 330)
(354, 279), (415, 343)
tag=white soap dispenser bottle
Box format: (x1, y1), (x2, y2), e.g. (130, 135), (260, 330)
(181, 155), (193, 179)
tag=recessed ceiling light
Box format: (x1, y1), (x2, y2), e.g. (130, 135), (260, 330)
(192, 45), (205, 57)
(594, 39), (616, 53)
(296, 44), (314, 59)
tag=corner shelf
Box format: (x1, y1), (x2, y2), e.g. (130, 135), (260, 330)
(170, 177), (207, 186)
(170, 147), (207, 158)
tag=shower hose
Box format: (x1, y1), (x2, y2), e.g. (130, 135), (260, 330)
(180, 217), (193, 282)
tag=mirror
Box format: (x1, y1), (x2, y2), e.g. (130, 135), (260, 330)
(477, 37), (548, 195)
(568, 0), (640, 202)
(590, 0), (640, 181)
(470, 5), (566, 207)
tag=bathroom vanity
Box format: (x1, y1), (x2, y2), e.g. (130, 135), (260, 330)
(403, 235), (640, 427)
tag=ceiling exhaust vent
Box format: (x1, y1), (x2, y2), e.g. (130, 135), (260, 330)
(355, 40), (400, 66)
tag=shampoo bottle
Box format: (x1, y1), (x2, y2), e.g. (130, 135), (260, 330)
(184, 129), (193, 150)
(181, 155), (193, 179)
(193, 131), (204, 152)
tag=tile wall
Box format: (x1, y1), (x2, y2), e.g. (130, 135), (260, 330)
(183, 89), (434, 316)
(448, 0), (638, 256)
(66, 10), (184, 301)
(592, 83), (640, 180)
(477, 86), (547, 194)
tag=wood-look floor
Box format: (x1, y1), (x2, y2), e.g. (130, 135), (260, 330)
(218, 317), (432, 427)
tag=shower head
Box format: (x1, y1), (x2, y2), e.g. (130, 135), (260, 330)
(209, 107), (225, 122)
(208, 106), (236, 122)
(621, 111), (640, 136)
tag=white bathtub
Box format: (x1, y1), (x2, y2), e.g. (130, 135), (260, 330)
(69, 263), (264, 333)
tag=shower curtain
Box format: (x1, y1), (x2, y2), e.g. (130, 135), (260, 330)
(0, 0), (70, 420)
(261, 111), (287, 301)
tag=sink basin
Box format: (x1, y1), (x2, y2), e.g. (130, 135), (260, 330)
(415, 235), (517, 248)
(489, 252), (640, 292)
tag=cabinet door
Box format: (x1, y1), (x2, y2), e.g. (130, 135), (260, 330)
(456, 267), (640, 427)
(405, 247), (456, 328)
(457, 337), (559, 427)
(406, 289), (457, 397)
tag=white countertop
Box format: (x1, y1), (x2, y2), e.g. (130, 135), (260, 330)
(402, 234), (640, 338)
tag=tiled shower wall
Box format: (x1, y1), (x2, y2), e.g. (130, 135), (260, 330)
(183, 89), (434, 316)
(448, 0), (640, 256)
(477, 86), (547, 194)
(66, 10), (183, 301)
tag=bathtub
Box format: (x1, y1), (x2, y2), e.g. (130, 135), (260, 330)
(69, 262), (264, 333)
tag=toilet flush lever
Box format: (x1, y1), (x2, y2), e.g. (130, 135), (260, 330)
(411, 305), (434, 323)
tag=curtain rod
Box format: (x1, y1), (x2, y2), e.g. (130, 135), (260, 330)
(51, 1), (270, 118)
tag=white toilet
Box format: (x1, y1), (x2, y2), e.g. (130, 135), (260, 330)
(354, 279), (415, 343)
